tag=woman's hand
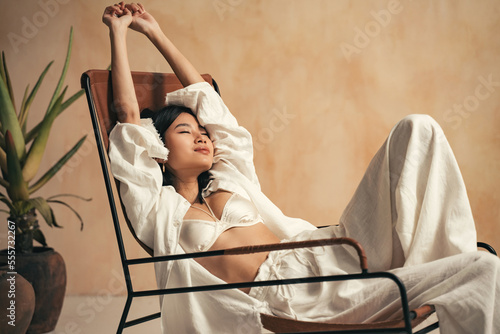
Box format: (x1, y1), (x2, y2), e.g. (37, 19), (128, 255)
(104, 2), (204, 87)
(125, 3), (160, 36)
(102, 2), (133, 31)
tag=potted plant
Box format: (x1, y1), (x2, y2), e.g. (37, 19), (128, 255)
(0, 27), (88, 333)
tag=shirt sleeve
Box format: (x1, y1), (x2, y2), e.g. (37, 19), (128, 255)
(165, 82), (260, 188)
(108, 118), (169, 249)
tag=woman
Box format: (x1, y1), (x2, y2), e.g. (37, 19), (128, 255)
(103, 3), (500, 333)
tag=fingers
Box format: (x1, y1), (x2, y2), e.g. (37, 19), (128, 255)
(104, 2), (127, 15)
(122, 7), (133, 17)
(104, 2), (144, 23)
(109, 2), (124, 15)
(104, 4), (123, 17)
(125, 2), (145, 15)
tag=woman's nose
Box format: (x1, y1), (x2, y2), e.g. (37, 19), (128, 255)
(196, 135), (206, 143)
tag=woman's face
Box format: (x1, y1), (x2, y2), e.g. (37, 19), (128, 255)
(163, 112), (214, 176)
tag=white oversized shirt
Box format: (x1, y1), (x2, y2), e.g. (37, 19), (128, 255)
(108, 82), (316, 333)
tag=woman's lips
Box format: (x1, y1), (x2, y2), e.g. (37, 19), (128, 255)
(195, 147), (210, 154)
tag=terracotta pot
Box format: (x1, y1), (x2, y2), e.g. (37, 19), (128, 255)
(0, 247), (66, 333)
(0, 270), (35, 334)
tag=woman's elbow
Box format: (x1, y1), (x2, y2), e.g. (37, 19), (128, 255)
(113, 102), (141, 124)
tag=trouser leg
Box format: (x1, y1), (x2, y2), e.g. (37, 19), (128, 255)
(373, 252), (500, 334)
(336, 114), (477, 270)
(253, 115), (491, 332)
(257, 247), (499, 334)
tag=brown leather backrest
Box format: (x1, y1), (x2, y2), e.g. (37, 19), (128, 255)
(82, 70), (214, 256)
(83, 70), (213, 149)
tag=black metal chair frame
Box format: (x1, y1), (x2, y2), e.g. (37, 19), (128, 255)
(81, 71), (496, 334)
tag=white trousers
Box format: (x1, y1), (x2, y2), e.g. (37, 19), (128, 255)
(250, 115), (500, 334)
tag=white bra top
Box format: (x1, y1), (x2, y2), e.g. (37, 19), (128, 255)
(179, 193), (263, 253)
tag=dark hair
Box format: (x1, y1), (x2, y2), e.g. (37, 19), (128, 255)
(141, 105), (211, 203)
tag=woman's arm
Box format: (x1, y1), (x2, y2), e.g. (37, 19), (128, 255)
(102, 3), (140, 124)
(125, 3), (204, 87)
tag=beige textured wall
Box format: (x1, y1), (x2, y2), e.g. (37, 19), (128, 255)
(0, 0), (499, 297)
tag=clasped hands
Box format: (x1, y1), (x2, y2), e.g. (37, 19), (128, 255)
(102, 2), (158, 34)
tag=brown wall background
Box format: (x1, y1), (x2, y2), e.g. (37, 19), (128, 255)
(0, 0), (499, 295)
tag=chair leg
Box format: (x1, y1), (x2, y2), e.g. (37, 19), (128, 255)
(117, 294), (133, 334)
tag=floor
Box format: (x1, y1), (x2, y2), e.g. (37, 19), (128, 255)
(50, 295), (161, 334)
(51, 295), (440, 334)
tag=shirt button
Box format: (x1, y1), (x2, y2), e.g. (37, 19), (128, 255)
(173, 220), (181, 227)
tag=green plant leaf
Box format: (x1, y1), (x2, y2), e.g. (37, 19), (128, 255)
(29, 135), (87, 194)
(47, 199), (84, 231)
(0, 64), (25, 159)
(5, 130), (29, 202)
(47, 193), (91, 230)
(11, 200), (34, 217)
(47, 193), (92, 202)
(0, 52), (5, 84)
(47, 27), (73, 115)
(61, 89), (84, 111)
(24, 88), (83, 144)
(22, 88), (65, 182)
(28, 197), (59, 228)
(19, 84), (30, 128)
(1, 52), (16, 111)
(0, 191), (14, 212)
(0, 146), (7, 179)
(33, 228), (47, 246)
(0, 179), (9, 189)
(18, 61), (53, 132)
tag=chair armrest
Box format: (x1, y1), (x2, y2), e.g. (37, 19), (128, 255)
(127, 237), (369, 273)
(477, 242), (497, 255)
(224, 237), (368, 273)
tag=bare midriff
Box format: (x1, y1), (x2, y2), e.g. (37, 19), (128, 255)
(195, 222), (280, 294)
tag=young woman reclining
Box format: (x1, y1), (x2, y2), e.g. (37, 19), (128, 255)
(103, 3), (500, 333)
